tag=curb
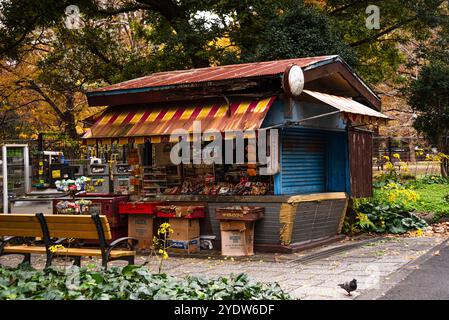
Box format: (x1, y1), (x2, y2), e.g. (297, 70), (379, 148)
(286, 236), (386, 265)
(356, 236), (449, 300)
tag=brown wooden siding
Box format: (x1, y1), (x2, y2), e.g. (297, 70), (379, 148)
(349, 128), (373, 198)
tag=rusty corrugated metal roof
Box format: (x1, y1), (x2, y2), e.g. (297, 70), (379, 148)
(89, 56), (337, 94)
(83, 97), (275, 141)
(303, 90), (391, 123)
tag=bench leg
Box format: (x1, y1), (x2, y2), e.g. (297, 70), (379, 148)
(45, 253), (54, 268)
(125, 255), (135, 266)
(73, 256), (81, 267)
(102, 255), (135, 270)
(102, 257), (108, 270)
(21, 253), (31, 265)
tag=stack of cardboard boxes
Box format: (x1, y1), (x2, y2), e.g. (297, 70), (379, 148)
(216, 206), (264, 256)
(118, 202), (162, 250)
(156, 205), (205, 254)
(219, 221), (255, 256)
(167, 218), (200, 253)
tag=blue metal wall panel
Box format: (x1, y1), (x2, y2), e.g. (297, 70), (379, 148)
(280, 128), (327, 194)
(274, 136), (283, 195)
(326, 131), (349, 192)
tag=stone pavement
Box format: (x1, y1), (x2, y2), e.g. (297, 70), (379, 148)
(0, 235), (446, 300)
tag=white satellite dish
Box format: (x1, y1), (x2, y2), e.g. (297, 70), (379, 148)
(283, 64), (304, 97)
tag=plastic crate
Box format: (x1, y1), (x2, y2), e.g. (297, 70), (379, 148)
(118, 202), (163, 215)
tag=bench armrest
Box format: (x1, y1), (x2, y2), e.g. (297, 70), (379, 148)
(54, 238), (67, 244)
(108, 237), (139, 251)
(1, 236), (31, 245)
(0, 236), (22, 253)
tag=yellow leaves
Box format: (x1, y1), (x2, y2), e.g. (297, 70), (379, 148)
(423, 152), (449, 164)
(438, 152), (449, 160)
(384, 161), (395, 171)
(157, 222), (174, 235)
(49, 244), (66, 253)
(408, 228), (423, 237)
(158, 249), (169, 259)
(382, 182), (420, 206)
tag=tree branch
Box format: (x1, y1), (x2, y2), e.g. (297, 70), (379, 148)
(328, 0), (379, 15)
(18, 79), (65, 119)
(95, 3), (151, 15)
(349, 16), (417, 47)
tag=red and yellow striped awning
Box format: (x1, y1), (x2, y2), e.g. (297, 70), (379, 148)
(82, 97), (276, 144)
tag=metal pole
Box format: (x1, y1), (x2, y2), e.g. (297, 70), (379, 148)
(2, 145), (7, 213)
(263, 110), (342, 130)
(24, 145), (30, 194)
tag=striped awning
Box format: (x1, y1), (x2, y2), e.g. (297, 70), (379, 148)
(303, 90), (391, 125)
(82, 97), (276, 144)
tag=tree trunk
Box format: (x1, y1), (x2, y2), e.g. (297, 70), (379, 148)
(62, 92), (79, 158)
(438, 137), (449, 178)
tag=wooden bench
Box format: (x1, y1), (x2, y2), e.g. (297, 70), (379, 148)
(0, 213), (138, 269)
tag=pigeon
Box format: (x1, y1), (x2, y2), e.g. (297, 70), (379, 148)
(338, 279), (357, 296)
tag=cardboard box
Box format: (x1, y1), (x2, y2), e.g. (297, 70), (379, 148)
(128, 214), (154, 250)
(169, 218), (200, 241)
(220, 221), (247, 232)
(220, 221), (254, 256)
(167, 238), (199, 254)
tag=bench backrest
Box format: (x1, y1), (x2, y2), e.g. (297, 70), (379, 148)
(0, 214), (42, 237)
(0, 214), (112, 240)
(44, 215), (112, 240)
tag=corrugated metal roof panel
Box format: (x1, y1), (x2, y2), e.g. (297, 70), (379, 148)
(89, 56), (337, 94)
(303, 90), (390, 121)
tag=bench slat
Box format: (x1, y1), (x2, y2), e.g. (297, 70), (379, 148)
(0, 221), (109, 232)
(0, 228), (43, 237)
(4, 246), (134, 258)
(0, 214), (112, 240)
(3, 246), (46, 254)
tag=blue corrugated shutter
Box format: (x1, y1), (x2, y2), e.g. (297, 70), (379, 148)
(280, 128), (326, 194)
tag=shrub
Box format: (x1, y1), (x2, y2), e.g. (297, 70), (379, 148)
(0, 265), (291, 300)
(352, 182), (427, 234)
(354, 200), (427, 234)
(413, 175), (449, 186)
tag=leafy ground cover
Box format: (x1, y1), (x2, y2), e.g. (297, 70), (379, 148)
(0, 264), (291, 300)
(411, 183), (449, 221)
(347, 176), (449, 235)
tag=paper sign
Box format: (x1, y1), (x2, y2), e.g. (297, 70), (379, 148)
(52, 170), (61, 179)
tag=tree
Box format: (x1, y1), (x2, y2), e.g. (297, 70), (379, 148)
(1, 0), (449, 151)
(408, 60), (449, 177)
(0, 5), (147, 154)
(232, 2), (356, 65)
(324, 0), (448, 83)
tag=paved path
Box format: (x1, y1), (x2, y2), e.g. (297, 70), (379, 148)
(0, 236), (446, 300)
(376, 239), (449, 300)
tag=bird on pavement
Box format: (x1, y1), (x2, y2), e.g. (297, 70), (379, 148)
(338, 279), (357, 296)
